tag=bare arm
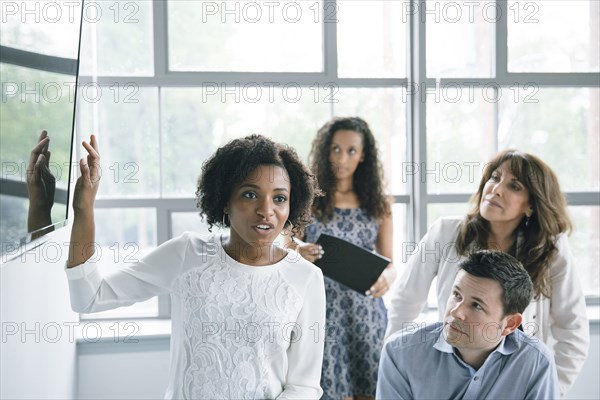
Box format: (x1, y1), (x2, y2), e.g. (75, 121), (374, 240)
(67, 135), (100, 268)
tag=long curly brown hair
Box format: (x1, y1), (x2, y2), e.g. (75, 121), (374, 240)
(456, 149), (572, 299)
(309, 117), (390, 221)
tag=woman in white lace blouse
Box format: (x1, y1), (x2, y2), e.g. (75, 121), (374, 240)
(66, 134), (326, 399)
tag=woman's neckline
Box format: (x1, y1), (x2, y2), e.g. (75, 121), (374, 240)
(218, 234), (289, 271)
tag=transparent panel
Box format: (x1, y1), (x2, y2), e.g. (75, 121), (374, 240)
(426, 86), (496, 194)
(81, 207), (158, 319)
(0, 195), (29, 245)
(337, 1), (407, 78)
(333, 87), (407, 195)
(0, 2), (82, 255)
(79, 1), (154, 76)
(160, 86), (329, 197)
(168, 1), (322, 72)
(77, 86), (160, 198)
(0, 0), (81, 59)
(568, 206), (600, 298)
(426, 0), (495, 78)
(499, 88), (599, 191)
(508, 0), (600, 72)
(1, 65), (74, 190)
(0, 64), (75, 244)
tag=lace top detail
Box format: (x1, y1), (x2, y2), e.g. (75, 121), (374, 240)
(173, 263), (303, 399)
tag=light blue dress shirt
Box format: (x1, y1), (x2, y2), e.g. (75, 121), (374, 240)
(377, 322), (559, 400)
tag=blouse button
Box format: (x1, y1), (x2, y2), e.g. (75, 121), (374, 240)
(474, 376), (479, 381)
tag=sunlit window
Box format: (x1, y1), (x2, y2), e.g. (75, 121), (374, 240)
(75, 0), (599, 320)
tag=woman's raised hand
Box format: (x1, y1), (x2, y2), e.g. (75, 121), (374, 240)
(72, 135), (100, 214)
(67, 135), (100, 268)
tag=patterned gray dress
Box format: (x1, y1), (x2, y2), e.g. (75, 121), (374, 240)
(304, 208), (387, 399)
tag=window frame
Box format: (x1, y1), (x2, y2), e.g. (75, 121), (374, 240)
(78, 0), (599, 321)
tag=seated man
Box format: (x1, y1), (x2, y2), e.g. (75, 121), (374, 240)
(377, 250), (558, 400)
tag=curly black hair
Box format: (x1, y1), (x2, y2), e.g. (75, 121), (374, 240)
(309, 117), (390, 221)
(196, 134), (320, 236)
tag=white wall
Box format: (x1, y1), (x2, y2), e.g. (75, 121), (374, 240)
(77, 338), (170, 399)
(0, 228), (78, 399)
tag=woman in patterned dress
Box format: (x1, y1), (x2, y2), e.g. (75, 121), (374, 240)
(295, 117), (396, 400)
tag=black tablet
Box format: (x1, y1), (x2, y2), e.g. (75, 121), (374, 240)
(313, 234), (390, 295)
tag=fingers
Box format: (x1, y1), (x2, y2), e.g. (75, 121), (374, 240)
(34, 154), (46, 175)
(366, 276), (389, 298)
(79, 158), (90, 181)
(82, 135), (100, 182)
(29, 136), (50, 168)
(39, 154), (55, 182)
(311, 245), (324, 258)
(82, 139), (100, 159)
(300, 243), (324, 262)
(89, 134), (99, 154)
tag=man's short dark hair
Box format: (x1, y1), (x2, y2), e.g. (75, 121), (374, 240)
(459, 250), (533, 315)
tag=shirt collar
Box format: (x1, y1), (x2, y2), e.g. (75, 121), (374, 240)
(433, 326), (455, 354)
(433, 326), (520, 356)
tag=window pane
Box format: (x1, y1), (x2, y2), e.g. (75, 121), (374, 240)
(81, 207), (158, 319)
(79, 1), (154, 76)
(568, 206), (599, 297)
(392, 203), (408, 268)
(337, 1), (407, 78)
(427, 203), (470, 227)
(426, 87), (495, 194)
(426, 0), (494, 78)
(0, 0), (81, 59)
(499, 88), (599, 191)
(95, 207), (156, 248)
(333, 88), (407, 195)
(508, 0), (600, 72)
(160, 86), (329, 197)
(77, 87), (160, 198)
(171, 212), (227, 238)
(168, 1), (322, 72)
